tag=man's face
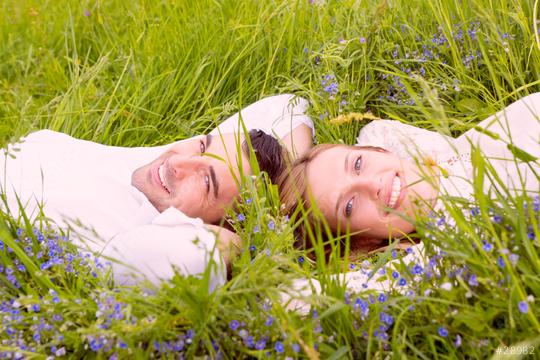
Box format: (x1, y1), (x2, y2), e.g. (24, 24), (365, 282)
(132, 134), (251, 224)
(306, 145), (438, 239)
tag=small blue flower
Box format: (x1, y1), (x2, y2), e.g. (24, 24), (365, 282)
(267, 221), (275, 230)
(292, 343), (300, 353)
(454, 334), (462, 347)
(249, 244), (256, 251)
(470, 207), (480, 216)
(392, 271), (399, 279)
(353, 298), (369, 317)
(265, 316), (273, 327)
(391, 249), (397, 259)
(411, 264), (423, 275)
(255, 339), (266, 350)
(468, 274), (478, 287)
(379, 312), (394, 325)
(492, 214), (503, 224)
(497, 256), (505, 268)
(253, 225), (260, 234)
(244, 335), (255, 348)
(245, 198), (253, 205)
(298, 255), (305, 264)
(378, 293), (387, 303)
(359, 37), (366, 44)
(229, 320), (240, 331)
(274, 341), (284, 353)
(518, 301), (529, 313)
(482, 241), (493, 252)
(398, 277), (407, 286)
(237, 214), (245, 222)
(438, 326), (449, 337)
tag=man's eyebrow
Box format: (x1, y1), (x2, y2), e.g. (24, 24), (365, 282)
(205, 134), (213, 149)
(334, 152), (350, 219)
(210, 165), (219, 199)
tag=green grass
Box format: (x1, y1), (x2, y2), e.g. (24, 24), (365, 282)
(1, 0), (540, 358)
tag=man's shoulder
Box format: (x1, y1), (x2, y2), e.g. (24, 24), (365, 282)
(25, 129), (75, 141)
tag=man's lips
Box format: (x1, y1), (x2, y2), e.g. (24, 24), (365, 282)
(152, 160), (169, 193)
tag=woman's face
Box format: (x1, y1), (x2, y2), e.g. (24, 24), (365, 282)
(305, 145), (438, 239)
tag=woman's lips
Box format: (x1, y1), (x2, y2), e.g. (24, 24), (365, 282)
(384, 172), (406, 214)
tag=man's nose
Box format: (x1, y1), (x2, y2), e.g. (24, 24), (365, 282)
(168, 156), (205, 180)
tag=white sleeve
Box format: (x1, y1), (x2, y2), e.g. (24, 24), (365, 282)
(282, 244), (427, 313)
(210, 94), (314, 139)
(357, 120), (457, 162)
(101, 208), (226, 291)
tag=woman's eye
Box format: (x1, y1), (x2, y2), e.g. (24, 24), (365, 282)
(200, 140), (206, 155)
(345, 199), (353, 217)
(204, 175), (210, 193)
(354, 156), (362, 171)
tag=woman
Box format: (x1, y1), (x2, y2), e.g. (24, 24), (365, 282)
(279, 93), (540, 292)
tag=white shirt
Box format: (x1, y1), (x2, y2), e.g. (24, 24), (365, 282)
(1, 94), (313, 289)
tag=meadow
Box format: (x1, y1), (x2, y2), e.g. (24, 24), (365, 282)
(1, 0), (540, 358)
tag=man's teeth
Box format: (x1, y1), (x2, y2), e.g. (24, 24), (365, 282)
(388, 176), (401, 208)
(158, 164), (170, 193)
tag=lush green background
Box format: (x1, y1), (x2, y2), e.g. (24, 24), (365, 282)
(1, 0), (539, 358)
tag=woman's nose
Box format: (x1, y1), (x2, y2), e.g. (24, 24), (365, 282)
(350, 176), (381, 199)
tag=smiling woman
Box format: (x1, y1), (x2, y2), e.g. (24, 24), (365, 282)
(280, 92), (540, 256)
(303, 144), (439, 240)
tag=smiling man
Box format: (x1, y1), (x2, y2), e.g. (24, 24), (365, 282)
(132, 131), (275, 224)
(1, 94), (314, 288)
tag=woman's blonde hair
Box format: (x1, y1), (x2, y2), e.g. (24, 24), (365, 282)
(278, 143), (401, 260)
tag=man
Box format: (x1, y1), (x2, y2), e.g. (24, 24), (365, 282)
(1, 94), (314, 288)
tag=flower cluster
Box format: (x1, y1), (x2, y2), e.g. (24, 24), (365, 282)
(224, 301), (303, 356)
(376, 20), (516, 105)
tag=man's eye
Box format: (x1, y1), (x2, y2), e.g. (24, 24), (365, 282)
(354, 156), (362, 171)
(345, 198), (353, 217)
(200, 140), (206, 155)
(204, 175), (210, 193)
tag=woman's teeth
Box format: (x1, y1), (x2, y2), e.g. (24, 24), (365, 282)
(158, 164), (170, 193)
(388, 176), (401, 208)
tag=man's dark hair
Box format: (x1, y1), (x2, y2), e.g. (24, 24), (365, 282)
(242, 129), (286, 184)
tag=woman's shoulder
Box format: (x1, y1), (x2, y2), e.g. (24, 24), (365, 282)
(357, 120), (457, 161)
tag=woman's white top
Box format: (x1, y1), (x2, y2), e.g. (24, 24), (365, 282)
(287, 93), (540, 305)
(1, 94), (313, 289)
